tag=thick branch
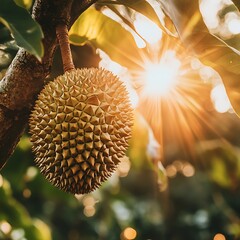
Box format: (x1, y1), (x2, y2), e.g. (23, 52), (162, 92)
(0, 0), (97, 169)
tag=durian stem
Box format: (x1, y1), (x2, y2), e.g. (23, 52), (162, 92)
(56, 24), (75, 72)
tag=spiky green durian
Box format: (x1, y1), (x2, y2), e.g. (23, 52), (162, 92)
(29, 68), (133, 194)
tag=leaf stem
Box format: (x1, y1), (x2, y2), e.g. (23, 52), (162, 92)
(56, 24), (75, 72)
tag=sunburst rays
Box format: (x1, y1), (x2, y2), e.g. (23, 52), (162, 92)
(134, 35), (214, 160)
(98, 14), (222, 162)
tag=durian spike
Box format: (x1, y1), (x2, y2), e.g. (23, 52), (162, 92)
(56, 24), (75, 72)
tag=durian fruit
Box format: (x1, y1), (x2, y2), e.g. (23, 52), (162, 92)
(29, 68), (133, 194)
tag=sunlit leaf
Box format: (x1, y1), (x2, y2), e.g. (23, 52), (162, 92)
(69, 7), (143, 70)
(0, 50), (12, 68)
(158, 0), (240, 116)
(103, 4), (142, 40)
(0, 0), (43, 60)
(128, 111), (150, 168)
(29, 219), (52, 240)
(98, 0), (176, 36)
(228, 223), (240, 239)
(199, 140), (240, 189)
(0, 40), (19, 52)
(14, 0), (33, 9)
(210, 157), (232, 188)
(232, 0), (240, 10)
(116, 0), (176, 36)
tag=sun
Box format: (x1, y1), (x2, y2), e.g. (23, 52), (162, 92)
(143, 50), (181, 97)
(136, 41), (213, 158)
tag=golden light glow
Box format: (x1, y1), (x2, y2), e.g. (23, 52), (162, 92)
(143, 50), (181, 97)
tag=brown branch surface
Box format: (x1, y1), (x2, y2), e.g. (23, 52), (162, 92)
(0, 0), (97, 169)
(56, 24), (75, 72)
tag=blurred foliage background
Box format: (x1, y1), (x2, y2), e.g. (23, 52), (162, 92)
(2, 0), (240, 240)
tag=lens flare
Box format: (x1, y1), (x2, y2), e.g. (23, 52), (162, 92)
(143, 51), (181, 97)
(136, 37), (214, 158)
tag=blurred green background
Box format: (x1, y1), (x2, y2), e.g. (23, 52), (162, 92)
(2, 109), (240, 240)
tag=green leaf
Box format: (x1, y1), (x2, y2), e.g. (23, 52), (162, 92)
(199, 140), (240, 189)
(69, 7), (143, 70)
(158, 0), (240, 116)
(128, 111), (150, 168)
(0, 0), (43, 60)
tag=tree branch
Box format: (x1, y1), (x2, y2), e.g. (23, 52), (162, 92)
(0, 0), (97, 169)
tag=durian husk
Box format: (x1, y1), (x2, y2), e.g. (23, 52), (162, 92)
(29, 68), (133, 194)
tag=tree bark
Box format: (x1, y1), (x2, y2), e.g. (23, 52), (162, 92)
(0, 0), (97, 169)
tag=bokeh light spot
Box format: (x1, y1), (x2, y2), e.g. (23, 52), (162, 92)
(117, 156), (131, 177)
(83, 206), (96, 217)
(25, 166), (38, 182)
(199, 66), (215, 82)
(82, 195), (96, 207)
(182, 163), (195, 177)
(228, 18), (240, 34)
(122, 227), (137, 240)
(0, 221), (12, 234)
(211, 84), (232, 113)
(213, 233), (226, 240)
(23, 188), (32, 198)
(166, 165), (177, 178)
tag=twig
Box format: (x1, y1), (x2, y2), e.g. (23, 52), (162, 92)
(56, 24), (75, 72)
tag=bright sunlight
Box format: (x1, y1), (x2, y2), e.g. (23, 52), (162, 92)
(99, 5), (221, 158)
(143, 50), (181, 97)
